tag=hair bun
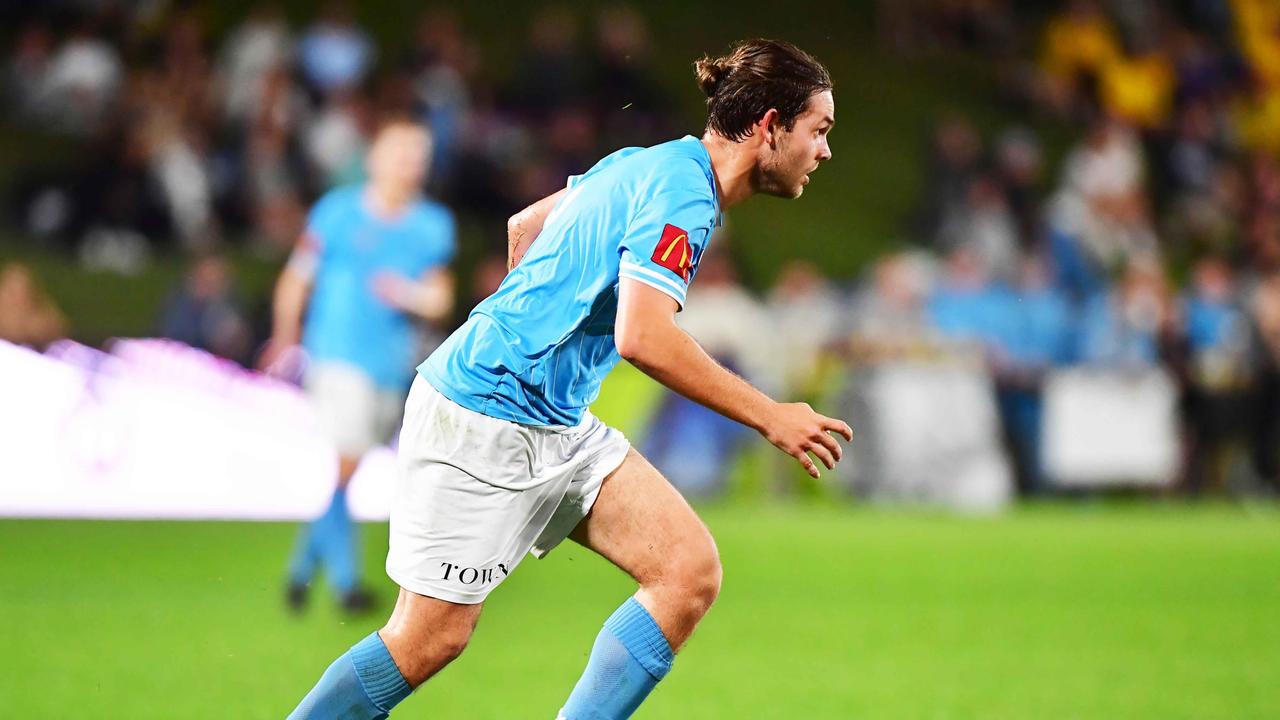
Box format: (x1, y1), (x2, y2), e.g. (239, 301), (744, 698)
(694, 57), (728, 97)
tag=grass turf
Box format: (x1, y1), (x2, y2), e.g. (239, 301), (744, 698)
(2, 503), (1278, 719)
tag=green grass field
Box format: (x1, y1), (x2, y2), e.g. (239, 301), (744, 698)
(3, 504), (1278, 719)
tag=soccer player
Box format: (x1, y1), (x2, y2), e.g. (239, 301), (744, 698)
(288, 39), (848, 718)
(263, 119), (456, 614)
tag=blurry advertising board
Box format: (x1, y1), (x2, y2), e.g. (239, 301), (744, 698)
(1042, 368), (1179, 487)
(841, 362), (1013, 512)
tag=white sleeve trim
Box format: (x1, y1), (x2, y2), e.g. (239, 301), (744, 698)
(286, 246), (318, 280)
(620, 261), (687, 307)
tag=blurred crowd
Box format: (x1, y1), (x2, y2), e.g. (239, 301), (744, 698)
(863, 0), (1280, 497)
(4, 1), (1280, 501)
(3, 1), (674, 264)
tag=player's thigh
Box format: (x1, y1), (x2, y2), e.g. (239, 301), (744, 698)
(568, 448), (719, 590)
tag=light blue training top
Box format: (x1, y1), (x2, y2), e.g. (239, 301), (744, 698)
(420, 135), (722, 426)
(302, 185), (456, 390)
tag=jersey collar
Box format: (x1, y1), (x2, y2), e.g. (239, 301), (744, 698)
(683, 135), (725, 228)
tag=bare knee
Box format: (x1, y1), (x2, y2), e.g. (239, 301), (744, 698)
(380, 620), (472, 687)
(661, 541), (723, 619)
(379, 596), (480, 687)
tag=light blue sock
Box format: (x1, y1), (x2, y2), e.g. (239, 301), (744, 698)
(558, 597), (675, 720)
(289, 632), (412, 720)
(286, 520), (321, 587)
(317, 487), (360, 593)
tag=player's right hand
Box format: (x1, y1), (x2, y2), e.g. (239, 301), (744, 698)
(257, 337), (302, 379)
(761, 402), (854, 479)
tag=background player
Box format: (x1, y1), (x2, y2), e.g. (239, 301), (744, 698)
(262, 118), (456, 614)
(288, 39), (848, 718)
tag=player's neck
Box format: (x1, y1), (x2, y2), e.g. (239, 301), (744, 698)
(701, 133), (756, 209)
(366, 183), (415, 218)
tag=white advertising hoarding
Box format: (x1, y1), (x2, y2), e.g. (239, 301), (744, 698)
(1041, 368), (1179, 488)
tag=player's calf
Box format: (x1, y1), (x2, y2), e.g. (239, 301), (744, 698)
(287, 590), (480, 719)
(559, 452), (725, 719)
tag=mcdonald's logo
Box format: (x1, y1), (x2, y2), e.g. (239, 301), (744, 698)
(651, 224), (694, 281)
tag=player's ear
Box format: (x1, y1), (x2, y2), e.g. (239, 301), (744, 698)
(758, 108), (781, 148)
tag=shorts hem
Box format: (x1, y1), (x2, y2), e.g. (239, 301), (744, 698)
(386, 570), (492, 605)
(530, 440), (632, 560)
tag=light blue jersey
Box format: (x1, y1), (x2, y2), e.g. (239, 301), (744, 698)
(302, 185), (456, 390)
(420, 136), (722, 426)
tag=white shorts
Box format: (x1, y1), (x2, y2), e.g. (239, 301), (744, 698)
(305, 362), (405, 457)
(386, 376), (631, 604)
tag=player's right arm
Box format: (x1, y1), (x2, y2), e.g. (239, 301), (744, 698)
(615, 278), (853, 478)
(507, 188), (567, 271)
(257, 234), (317, 372)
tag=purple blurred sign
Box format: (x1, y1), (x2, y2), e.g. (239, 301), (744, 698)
(0, 339), (395, 520)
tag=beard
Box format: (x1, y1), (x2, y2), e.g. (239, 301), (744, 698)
(752, 149), (807, 199)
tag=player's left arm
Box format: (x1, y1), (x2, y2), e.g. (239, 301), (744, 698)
(372, 267), (455, 324)
(616, 278), (853, 478)
(507, 188), (567, 270)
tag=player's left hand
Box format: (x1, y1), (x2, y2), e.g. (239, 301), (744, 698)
(760, 401), (854, 479)
(372, 272), (416, 309)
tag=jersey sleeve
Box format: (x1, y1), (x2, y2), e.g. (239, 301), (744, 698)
(304, 190), (346, 247)
(617, 190), (715, 309)
(288, 190), (346, 278)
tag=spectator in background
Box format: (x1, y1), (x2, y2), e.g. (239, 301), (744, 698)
(994, 126), (1045, 251)
(769, 258), (846, 399)
(0, 262), (67, 351)
(642, 244), (773, 498)
(158, 253), (253, 365)
(1076, 257), (1172, 367)
(1232, 74), (1280, 156)
(1097, 26), (1176, 132)
(1248, 271), (1280, 489)
(297, 1), (373, 97)
(37, 18), (124, 135)
(217, 3), (293, 127)
(1048, 112), (1155, 299)
(260, 119), (456, 614)
(5, 22), (54, 122)
(847, 251), (937, 362)
(915, 114), (982, 247)
(136, 103), (218, 252)
(303, 89), (372, 189)
(927, 245), (1007, 359)
(1036, 0), (1121, 116)
(937, 172), (1020, 282)
(1163, 99), (1224, 201)
(992, 254), (1075, 494)
(240, 63), (310, 253)
(1234, 0), (1280, 88)
(1176, 256), (1253, 493)
(1167, 25), (1232, 109)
